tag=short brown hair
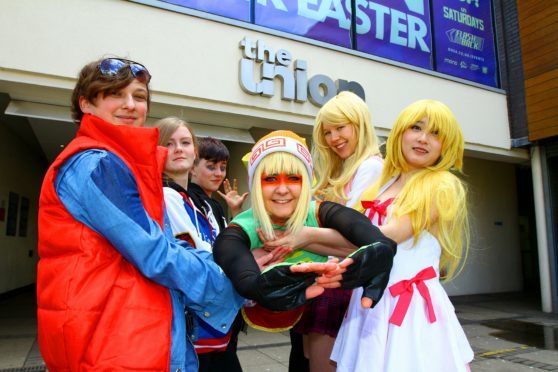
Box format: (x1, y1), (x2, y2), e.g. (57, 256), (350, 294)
(70, 58), (151, 123)
(195, 137), (229, 164)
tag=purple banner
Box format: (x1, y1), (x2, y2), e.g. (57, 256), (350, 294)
(255, 0), (351, 48)
(159, 0), (250, 22)
(356, 0), (433, 69)
(432, 0), (497, 87)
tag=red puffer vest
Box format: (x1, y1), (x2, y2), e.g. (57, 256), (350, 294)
(37, 115), (171, 371)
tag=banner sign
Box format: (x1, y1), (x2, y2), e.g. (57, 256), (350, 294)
(355, 0), (433, 69)
(148, 0), (498, 87)
(431, 0), (498, 87)
(159, 0), (250, 22)
(255, 0), (352, 48)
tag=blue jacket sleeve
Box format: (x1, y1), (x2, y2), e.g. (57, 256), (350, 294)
(55, 149), (243, 330)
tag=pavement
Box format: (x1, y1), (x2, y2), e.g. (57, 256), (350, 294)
(1, 288), (558, 371)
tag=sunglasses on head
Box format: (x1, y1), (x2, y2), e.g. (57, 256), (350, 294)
(98, 58), (151, 83)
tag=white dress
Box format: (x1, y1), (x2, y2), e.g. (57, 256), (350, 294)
(331, 181), (473, 372)
(344, 155), (383, 208)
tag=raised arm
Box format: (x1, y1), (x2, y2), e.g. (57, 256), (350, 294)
(213, 225), (347, 310)
(319, 201), (397, 308)
(259, 226), (356, 257)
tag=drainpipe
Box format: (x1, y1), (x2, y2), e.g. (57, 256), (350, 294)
(531, 145), (552, 312)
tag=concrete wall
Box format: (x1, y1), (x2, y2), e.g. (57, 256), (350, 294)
(445, 157), (523, 295)
(0, 121), (45, 293)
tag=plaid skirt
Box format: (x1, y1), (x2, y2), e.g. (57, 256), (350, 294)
(293, 288), (352, 337)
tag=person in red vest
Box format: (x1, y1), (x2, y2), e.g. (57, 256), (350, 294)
(36, 57), (339, 371)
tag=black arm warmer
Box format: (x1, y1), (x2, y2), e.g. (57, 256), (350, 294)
(213, 226), (261, 300)
(318, 201), (390, 247)
(213, 226), (317, 310)
(319, 201), (397, 307)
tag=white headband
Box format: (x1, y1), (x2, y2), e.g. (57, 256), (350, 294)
(248, 133), (313, 190)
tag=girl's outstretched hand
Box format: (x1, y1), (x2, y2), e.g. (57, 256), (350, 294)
(290, 257), (353, 295)
(257, 228), (308, 252)
(253, 246), (292, 271)
(255, 258), (353, 309)
(217, 178), (249, 217)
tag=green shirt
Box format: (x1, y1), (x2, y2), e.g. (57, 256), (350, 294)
(231, 200), (327, 264)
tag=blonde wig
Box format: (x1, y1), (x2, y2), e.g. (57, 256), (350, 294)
(312, 91), (381, 202)
(251, 152), (312, 240)
(359, 99), (469, 281)
(154, 117), (198, 182)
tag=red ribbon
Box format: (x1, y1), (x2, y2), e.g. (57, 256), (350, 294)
(388, 266), (437, 327)
(361, 198), (394, 225)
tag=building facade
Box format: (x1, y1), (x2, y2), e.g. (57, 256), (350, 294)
(1, 0), (552, 310)
(515, 0), (558, 312)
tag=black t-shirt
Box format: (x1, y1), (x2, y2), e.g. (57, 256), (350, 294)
(187, 181), (227, 232)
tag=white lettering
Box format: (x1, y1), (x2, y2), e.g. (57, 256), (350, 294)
(298, 0), (324, 21)
(276, 49), (292, 66)
(257, 0), (288, 12)
(239, 38), (366, 107)
(404, 0), (424, 15)
(255, 1), (433, 56)
(408, 14), (430, 52)
(390, 9), (407, 47)
(240, 37), (257, 59)
(326, 0), (350, 30)
(367, 2), (390, 40)
(298, 0), (350, 29)
(257, 40), (275, 63)
(354, 0), (371, 34)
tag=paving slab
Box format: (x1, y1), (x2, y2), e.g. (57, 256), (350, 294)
(239, 329), (290, 347)
(455, 304), (520, 321)
(258, 345), (291, 365)
(2, 289), (558, 371)
(522, 317), (558, 327)
(463, 323), (500, 338)
(471, 358), (546, 371)
(237, 348), (284, 369)
(469, 334), (529, 351)
(241, 363), (288, 372)
(514, 349), (558, 366)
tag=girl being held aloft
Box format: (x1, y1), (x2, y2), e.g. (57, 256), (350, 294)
(213, 130), (397, 334)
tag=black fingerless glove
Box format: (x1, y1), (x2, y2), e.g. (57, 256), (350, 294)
(255, 263), (318, 311)
(341, 238), (397, 308)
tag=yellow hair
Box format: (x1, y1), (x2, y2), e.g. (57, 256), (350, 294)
(395, 171), (469, 280)
(312, 91), (381, 202)
(251, 152), (312, 240)
(358, 99), (469, 281)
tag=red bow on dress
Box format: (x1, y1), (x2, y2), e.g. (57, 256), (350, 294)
(388, 266), (437, 327)
(361, 198), (394, 225)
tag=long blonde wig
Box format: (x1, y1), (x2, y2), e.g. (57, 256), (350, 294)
(312, 91), (381, 202)
(251, 152), (312, 240)
(359, 99), (469, 281)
